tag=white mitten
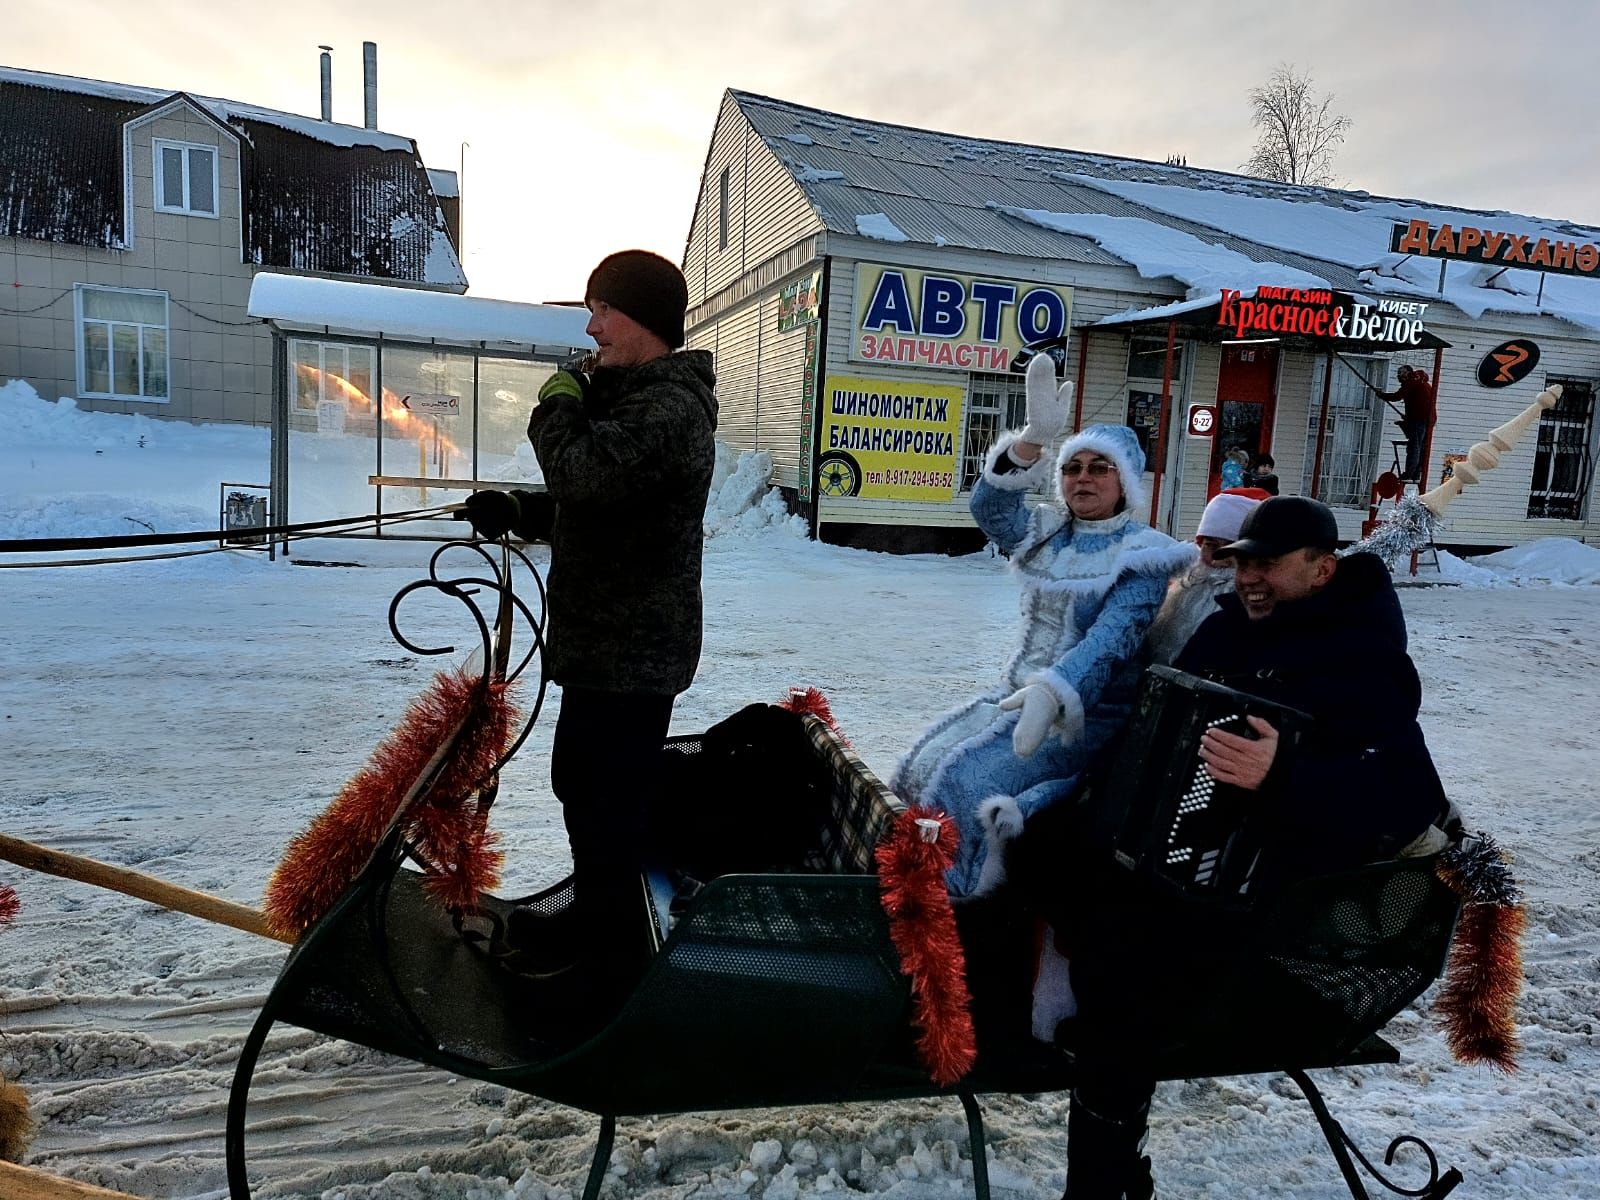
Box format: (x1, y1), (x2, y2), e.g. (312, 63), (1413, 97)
(998, 683), (1061, 758)
(1018, 353), (1074, 447)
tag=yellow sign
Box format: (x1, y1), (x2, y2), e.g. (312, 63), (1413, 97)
(819, 374), (965, 502)
(852, 263), (1073, 372)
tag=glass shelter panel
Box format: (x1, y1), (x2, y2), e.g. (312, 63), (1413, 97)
(477, 357), (558, 483)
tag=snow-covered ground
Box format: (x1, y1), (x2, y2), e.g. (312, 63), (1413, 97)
(1, 381), (1598, 1199)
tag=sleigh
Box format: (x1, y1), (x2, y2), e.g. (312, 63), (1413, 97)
(225, 545), (1468, 1200)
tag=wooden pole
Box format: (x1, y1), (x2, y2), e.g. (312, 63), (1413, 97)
(1146, 320), (1177, 529)
(1310, 352), (1335, 501)
(0, 833), (289, 945)
(0, 1160), (147, 1200)
(1072, 330), (1089, 433)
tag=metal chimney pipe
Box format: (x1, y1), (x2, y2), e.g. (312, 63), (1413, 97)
(362, 41), (378, 130)
(318, 46), (333, 122)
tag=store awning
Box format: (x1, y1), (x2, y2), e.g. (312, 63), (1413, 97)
(1093, 288), (1451, 353)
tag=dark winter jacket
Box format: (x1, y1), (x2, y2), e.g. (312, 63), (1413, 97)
(1378, 372), (1437, 425)
(526, 350), (718, 695)
(1173, 552), (1448, 879)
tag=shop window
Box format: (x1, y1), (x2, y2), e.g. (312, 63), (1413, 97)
(1527, 380), (1595, 520)
(961, 372), (1031, 493)
(76, 285), (169, 401)
(1124, 337), (1185, 465)
(1126, 337), (1183, 381)
(1303, 356), (1383, 506)
(291, 339), (377, 435)
(154, 139), (218, 217)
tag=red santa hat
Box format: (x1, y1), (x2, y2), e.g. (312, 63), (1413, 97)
(1196, 489), (1267, 541)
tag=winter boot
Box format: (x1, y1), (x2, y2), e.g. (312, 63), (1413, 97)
(1061, 1088), (1156, 1200)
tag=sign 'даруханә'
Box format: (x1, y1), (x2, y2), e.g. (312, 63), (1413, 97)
(1218, 288), (1429, 348)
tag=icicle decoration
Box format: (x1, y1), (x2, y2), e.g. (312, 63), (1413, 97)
(875, 806), (977, 1085)
(1347, 383), (1563, 564)
(1434, 834), (1526, 1071)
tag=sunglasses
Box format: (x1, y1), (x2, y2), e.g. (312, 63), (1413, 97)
(1061, 459), (1118, 478)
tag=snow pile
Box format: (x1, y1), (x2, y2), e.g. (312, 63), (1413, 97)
(1, 380), (802, 545)
(855, 213), (910, 242)
(704, 442), (808, 540)
(1435, 540), (1600, 587)
(1474, 538), (1600, 585)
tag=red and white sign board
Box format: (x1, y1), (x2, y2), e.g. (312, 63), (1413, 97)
(1187, 405), (1218, 438)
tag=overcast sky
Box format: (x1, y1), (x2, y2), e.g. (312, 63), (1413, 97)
(10, 0), (1598, 305)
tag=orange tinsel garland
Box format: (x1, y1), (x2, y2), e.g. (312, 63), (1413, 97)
(875, 806), (976, 1086)
(263, 668), (518, 939)
(1434, 836), (1526, 1072)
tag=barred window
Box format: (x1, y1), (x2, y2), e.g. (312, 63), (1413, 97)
(1527, 380), (1595, 520)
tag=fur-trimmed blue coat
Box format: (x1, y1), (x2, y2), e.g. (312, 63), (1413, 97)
(892, 430), (1195, 897)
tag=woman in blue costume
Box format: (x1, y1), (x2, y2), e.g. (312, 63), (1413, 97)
(893, 355), (1195, 898)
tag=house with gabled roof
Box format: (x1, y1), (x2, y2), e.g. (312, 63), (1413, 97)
(1, 63), (465, 426)
(684, 89), (1600, 552)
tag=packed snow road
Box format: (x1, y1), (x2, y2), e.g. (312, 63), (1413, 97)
(2, 537), (1597, 1199)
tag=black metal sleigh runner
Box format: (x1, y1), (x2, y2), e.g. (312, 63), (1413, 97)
(214, 538), (1522, 1200)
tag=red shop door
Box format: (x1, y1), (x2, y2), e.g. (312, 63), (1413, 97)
(1210, 345), (1278, 497)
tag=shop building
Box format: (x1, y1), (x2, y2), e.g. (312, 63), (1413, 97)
(683, 90), (1599, 550)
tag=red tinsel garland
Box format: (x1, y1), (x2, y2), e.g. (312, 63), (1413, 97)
(0, 883), (19, 929)
(875, 806), (976, 1086)
(779, 686), (849, 746)
(263, 668), (518, 938)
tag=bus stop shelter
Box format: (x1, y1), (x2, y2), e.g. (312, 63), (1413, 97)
(247, 272), (593, 549)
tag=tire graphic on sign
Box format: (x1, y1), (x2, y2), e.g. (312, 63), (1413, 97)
(816, 451), (863, 498)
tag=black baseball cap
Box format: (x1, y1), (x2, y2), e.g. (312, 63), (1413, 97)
(1213, 495), (1339, 559)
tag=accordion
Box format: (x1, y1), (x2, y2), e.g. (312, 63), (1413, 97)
(1099, 666), (1312, 908)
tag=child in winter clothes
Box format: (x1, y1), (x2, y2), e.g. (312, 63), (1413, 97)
(892, 355), (1195, 898)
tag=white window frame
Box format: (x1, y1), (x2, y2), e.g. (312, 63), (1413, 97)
(153, 138), (220, 218)
(960, 371), (1035, 495)
(291, 339), (378, 413)
(74, 285), (171, 403)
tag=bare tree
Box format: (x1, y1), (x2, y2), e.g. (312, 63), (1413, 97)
(1242, 64), (1352, 186)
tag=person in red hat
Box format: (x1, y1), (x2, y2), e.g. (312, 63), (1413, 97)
(1374, 365), (1437, 482)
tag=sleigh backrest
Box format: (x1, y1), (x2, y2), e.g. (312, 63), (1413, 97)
(799, 715), (905, 874)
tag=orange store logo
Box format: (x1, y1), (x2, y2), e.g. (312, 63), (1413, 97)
(1391, 219), (1600, 280)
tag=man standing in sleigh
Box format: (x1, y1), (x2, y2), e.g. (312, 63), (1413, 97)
(462, 250), (717, 1025)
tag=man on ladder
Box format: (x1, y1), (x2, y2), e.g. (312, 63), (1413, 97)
(1373, 365), (1436, 483)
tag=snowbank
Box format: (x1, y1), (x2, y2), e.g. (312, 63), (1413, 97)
(0, 380), (804, 544)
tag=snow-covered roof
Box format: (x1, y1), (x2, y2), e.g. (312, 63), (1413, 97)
(0, 65), (415, 152)
(732, 90), (1600, 335)
(248, 273), (595, 351)
(2, 66), (465, 289)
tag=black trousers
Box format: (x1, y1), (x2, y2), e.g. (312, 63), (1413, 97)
(550, 684), (675, 933)
(1400, 418), (1429, 481)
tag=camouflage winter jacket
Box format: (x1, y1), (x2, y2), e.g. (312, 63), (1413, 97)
(527, 350), (718, 695)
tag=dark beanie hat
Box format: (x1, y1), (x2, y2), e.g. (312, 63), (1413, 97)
(585, 250), (688, 349)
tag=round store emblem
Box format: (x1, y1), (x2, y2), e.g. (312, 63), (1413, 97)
(1188, 405), (1218, 437)
(1477, 339), (1540, 388)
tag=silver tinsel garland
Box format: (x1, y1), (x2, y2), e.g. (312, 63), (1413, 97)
(1342, 494), (1443, 567)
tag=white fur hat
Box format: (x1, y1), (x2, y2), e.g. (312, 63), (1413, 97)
(1196, 490), (1264, 541)
(1054, 424), (1147, 514)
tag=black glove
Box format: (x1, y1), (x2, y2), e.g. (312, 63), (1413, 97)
(460, 489), (521, 540)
